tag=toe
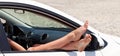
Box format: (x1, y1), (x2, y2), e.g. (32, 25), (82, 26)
(83, 20), (88, 28)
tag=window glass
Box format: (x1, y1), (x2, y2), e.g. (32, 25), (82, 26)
(2, 9), (69, 28)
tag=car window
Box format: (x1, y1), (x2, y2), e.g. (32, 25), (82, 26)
(0, 9), (73, 52)
(2, 9), (69, 28)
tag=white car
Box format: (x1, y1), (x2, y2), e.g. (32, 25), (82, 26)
(0, 0), (120, 56)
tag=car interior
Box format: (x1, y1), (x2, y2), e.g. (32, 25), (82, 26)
(0, 8), (107, 52)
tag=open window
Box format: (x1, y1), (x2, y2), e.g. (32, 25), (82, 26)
(0, 8), (105, 52)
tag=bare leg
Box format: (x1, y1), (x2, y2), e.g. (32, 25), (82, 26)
(27, 21), (88, 51)
(7, 38), (26, 51)
(27, 34), (75, 51)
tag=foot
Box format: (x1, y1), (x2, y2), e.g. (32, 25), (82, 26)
(72, 20), (88, 41)
(77, 34), (92, 52)
(61, 34), (91, 51)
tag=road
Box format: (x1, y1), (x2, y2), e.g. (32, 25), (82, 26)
(34, 0), (120, 37)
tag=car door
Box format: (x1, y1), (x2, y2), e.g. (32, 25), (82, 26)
(0, 1), (103, 56)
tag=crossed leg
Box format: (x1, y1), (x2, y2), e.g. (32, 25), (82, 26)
(27, 21), (92, 51)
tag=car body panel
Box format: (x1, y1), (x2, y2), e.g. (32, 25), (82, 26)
(99, 33), (120, 56)
(4, 51), (102, 56)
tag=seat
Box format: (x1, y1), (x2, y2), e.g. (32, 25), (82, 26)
(0, 21), (11, 51)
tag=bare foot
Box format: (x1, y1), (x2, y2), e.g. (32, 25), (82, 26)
(60, 34), (91, 51)
(77, 34), (92, 52)
(72, 20), (88, 41)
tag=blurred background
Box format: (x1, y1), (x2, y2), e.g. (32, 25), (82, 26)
(34, 0), (120, 37)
